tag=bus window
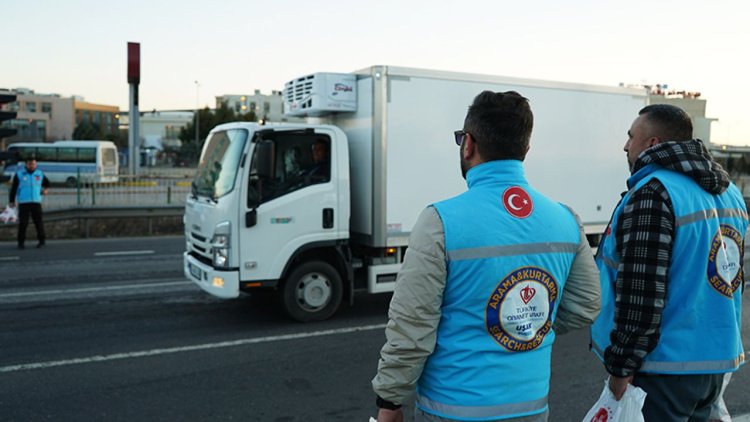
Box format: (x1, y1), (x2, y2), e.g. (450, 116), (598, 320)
(36, 147), (57, 162)
(102, 148), (117, 166)
(78, 148), (96, 163)
(58, 148), (77, 162)
(15, 147), (36, 161)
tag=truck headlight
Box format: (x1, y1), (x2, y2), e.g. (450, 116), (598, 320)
(211, 221), (231, 268)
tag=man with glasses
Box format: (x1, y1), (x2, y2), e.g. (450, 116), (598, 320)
(372, 91), (600, 421)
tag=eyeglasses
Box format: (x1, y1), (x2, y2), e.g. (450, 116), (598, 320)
(454, 130), (467, 146)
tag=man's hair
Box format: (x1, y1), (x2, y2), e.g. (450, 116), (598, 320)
(463, 90), (533, 161)
(638, 104), (693, 142)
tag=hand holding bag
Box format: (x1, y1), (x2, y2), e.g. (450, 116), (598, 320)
(582, 379), (647, 422)
(0, 205), (17, 224)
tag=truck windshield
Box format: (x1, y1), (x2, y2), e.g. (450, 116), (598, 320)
(192, 129), (248, 199)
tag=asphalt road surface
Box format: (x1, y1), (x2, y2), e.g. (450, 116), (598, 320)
(0, 236), (748, 421)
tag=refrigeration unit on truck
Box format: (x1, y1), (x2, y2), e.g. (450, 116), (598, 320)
(183, 65), (648, 321)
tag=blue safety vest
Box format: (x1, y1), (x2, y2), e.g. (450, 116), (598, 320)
(15, 168), (45, 204)
(417, 160), (581, 421)
(592, 164), (747, 374)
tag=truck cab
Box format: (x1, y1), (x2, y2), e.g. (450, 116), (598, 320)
(184, 122), (352, 321)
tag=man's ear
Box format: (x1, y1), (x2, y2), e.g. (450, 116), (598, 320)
(648, 136), (661, 147)
(463, 133), (476, 160)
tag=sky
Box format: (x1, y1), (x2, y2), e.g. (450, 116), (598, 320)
(3, 0), (749, 144)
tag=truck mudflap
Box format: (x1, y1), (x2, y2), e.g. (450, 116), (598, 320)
(184, 252), (240, 299)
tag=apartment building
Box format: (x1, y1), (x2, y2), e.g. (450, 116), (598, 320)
(0, 88), (119, 145)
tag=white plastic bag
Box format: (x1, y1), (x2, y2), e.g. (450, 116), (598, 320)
(582, 379), (647, 422)
(709, 372), (732, 422)
(0, 205), (17, 224)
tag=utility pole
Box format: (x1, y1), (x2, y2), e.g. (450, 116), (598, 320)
(127, 42), (141, 176)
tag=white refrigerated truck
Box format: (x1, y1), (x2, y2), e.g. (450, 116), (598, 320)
(183, 65), (648, 321)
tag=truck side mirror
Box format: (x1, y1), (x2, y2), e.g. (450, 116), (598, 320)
(255, 140), (275, 179)
(246, 209), (257, 228)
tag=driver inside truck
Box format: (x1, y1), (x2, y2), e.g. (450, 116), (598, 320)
(305, 138), (330, 183)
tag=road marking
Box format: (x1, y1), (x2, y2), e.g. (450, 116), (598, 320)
(735, 415), (750, 422)
(0, 281), (189, 299)
(0, 323), (387, 373)
(94, 250), (155, 257)
(0, 256), (20, 261)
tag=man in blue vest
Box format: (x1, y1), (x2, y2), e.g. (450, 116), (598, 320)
(372, 91), (601, 421)
(9, 157), (50, 249)
(590, 104), (747, 420)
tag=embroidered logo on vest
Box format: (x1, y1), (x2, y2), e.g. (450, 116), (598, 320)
(502, 186), (533, 218)
(707, 224), (743, 298)
(486, 266), (558, 352)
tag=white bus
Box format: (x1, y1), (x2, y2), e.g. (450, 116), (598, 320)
(3, 140), (119, 186)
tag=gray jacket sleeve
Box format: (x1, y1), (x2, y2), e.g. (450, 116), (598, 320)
(552, 207), (601, 335)
(371, 206), (446, 404)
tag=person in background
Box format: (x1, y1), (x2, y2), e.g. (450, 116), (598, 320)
(591, 104), (747, 421)
(9, 157), (50, 249)
(372, 90), (601, 422)
(306, 138), (330, 182)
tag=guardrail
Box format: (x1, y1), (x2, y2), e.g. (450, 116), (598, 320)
(1, 175), (192, 211)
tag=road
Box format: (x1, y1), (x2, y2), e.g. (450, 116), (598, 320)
(0, 236), (748, 421)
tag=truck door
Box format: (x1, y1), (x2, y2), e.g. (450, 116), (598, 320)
(240, 129), (340, 283)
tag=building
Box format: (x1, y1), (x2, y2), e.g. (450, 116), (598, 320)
(0, 88), (119, 148)
(619, 83), (714, 143)
(216, 90), (296, 122)
(647, 88), (713, 143)
(120, 110), (192, 150)
(118, 110), (193, 167)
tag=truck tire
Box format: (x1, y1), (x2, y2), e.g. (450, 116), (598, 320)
(65, 177), (78, 187)
(281, 260), (342, 322)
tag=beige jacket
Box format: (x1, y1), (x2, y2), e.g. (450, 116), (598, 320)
(372, 206), (601, 404)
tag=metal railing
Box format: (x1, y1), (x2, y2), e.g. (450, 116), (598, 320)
(1, 175), (193, 211)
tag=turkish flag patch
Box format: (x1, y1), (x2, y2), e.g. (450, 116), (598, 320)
(502, 186), (533, 219)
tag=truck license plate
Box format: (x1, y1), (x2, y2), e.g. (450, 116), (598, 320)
(189, 263), (203, 280)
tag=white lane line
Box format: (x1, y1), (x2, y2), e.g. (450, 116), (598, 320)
(0, 256), (20, 261)
(0, 323), (387, 373)
(0, 281), (189, 298)
(734, 414), (750, 422)
(94, 250), (155, 257)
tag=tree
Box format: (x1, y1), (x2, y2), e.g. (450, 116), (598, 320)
(72, 120), (103, 140)
(178, 103), (257, 165)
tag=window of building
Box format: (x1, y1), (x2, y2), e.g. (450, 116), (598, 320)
(41, 102), (52, 113)
(264, 102), (270, 113)
(25, 102), (37, 112)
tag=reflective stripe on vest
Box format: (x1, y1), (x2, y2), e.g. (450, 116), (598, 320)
(676, 208), (748, 227)
(592, 342), (746, 372)
(448, 242), (578, 261)
(416, 395), (548, 420)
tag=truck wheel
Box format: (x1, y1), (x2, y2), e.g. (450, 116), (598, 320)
(281, 260), (342, 322)
(65, 177), (78, 187)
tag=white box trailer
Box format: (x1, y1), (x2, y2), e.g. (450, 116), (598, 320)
(183, 65), (648, 321)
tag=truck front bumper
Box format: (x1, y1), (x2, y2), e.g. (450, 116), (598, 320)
(184, 252), (240, 299)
